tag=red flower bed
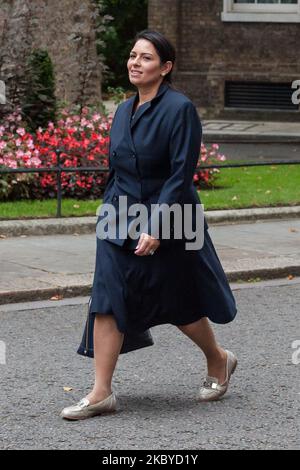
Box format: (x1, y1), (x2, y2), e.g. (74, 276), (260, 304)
(0, 106), (225, 201)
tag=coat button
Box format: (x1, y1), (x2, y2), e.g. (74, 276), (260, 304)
(116, 175), (120, 180)
(113, 195), (118, 201)
(131, 153), (136, 158)
(112, 151), (116, 157)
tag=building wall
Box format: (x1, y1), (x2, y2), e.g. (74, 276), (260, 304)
(148, 0), (300, 120)
(0, 0), (102, 114)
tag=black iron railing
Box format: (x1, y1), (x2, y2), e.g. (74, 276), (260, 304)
(0, 148), (299, 217)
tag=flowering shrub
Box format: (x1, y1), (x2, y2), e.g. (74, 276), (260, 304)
(0, 106), (111, 200)
(0, 106), (225, 201)
(194, 143), (226, 188)
(32, 105), (111, 199)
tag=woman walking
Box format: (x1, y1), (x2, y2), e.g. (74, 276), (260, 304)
(61, 30), (238, 420)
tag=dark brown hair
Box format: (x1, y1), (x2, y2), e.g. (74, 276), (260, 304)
(132, 29), (176, 85)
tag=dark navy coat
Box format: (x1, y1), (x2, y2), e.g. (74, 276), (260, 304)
(98, 81), (208, 248)
(77, 82), (237, 358)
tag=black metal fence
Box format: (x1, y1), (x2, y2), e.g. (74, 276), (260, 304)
(0, 148), (300, 217)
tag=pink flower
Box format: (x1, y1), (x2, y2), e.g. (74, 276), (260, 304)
(16, 127), (26, 136)
(80, 118), (88, 127)
(92, 113), (101, 122)
(27, 139), (34, 149)
(7, 159), (17, 169)
(30, 157), (42, 166)
(16, 150), (25, 158)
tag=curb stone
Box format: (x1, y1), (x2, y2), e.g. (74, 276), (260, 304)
(0, 206), (299, 238)
(1, 266), (299, 305)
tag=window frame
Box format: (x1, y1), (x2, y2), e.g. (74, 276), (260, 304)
(221, 0), (300, 22)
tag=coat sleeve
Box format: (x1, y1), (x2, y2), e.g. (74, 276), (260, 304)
(143, 101), (202, 245)
(102, 105), (121, 203)
(102, 141), (115, 203)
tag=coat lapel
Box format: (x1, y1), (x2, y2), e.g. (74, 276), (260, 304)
(124, 81), (171, 153)
(129, 81), (171, 129)
(130, 100), (151, 129)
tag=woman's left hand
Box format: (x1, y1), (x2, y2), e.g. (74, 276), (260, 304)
(134, 233), (160, 256)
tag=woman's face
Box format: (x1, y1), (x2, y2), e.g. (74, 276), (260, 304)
(127, 39), (172, 87)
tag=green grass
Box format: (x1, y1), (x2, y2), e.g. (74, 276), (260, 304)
(0, 164), (299, 219)
(199, 163), (300, 210)
(0, 199), (101, 220)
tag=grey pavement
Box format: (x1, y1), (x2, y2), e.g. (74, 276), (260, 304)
(205, 142), (300, 162)
(202, 120), (300, 143)
(0, 218), (299, 304)
(0, 279), (299, 449)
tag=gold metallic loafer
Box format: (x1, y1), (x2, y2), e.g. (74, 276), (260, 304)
(60, 392), (117, 420)
(197, 350), (237, 402)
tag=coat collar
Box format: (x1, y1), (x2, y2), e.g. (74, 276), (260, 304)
(128, 81), (171, 129)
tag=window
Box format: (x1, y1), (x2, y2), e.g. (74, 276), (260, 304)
(222, 0), (300, 22)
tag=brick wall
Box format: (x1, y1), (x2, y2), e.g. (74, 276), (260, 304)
(149, 0), (300, 120)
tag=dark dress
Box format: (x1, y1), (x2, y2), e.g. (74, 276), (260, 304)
(77, 82), (237, 358)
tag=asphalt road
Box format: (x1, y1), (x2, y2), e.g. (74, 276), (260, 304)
(0, 278), (299, 450)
